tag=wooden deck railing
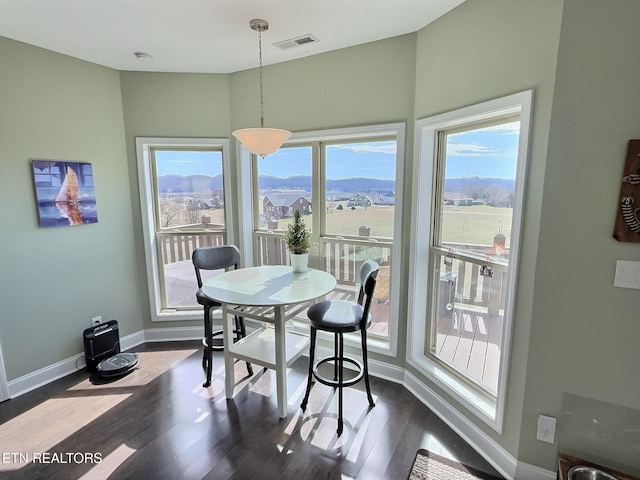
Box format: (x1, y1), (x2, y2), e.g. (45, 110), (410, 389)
(158, 232), (507, 340)
(438, 242), (509, 316)
(158, 231), (227, 264)
(435, 243), (509, 393)
(156, 229), (507, 392)
(254, 231), (393, 337)
(254, 232), (392, 291)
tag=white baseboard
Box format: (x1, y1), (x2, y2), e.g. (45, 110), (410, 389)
(142, 325), (202, 343)
(5, 328), (556, 479)
(8, 353), (85, 399)
(8, 328), (148, 398)
(122, 329), (147, 350)
(404, 370), (516, 479)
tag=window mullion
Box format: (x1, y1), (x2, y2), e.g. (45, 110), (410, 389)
(312, 141), (323, 260)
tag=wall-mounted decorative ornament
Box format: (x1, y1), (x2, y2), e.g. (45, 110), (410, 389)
(613, 140), (640, 242)
(31, 159), (99, 227)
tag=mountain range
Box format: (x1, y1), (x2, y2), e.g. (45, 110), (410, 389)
(158, 174), (514, 195)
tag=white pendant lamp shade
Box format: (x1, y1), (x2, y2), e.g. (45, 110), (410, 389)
(232, 127), (292, 157)
(234, 19), (291, 157)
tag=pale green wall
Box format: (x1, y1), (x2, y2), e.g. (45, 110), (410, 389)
(412, 0), (564, 459)
(413, 0), (640, 472)
(119, 72), (232, 330)
(228, 35), (416, 133)
(521, 0), (640, 472)
(0, 37), (143, 380)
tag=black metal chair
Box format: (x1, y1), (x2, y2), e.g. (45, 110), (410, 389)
(300, 260), (379, 435)
(192, 245), (252, 387)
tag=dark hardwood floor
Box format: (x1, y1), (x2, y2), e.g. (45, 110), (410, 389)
(0, 341), (503, 479)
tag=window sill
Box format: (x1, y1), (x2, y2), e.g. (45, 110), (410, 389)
(152, 310), (202, 322)
(408, 355), (498, 431)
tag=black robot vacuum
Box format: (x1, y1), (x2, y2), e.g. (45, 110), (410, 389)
(83, 320), (139, 378)
(96, 352), (138, 378)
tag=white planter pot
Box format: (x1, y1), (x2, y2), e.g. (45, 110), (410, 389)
(290, 252), (309, 273)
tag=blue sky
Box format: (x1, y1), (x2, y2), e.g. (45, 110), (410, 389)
(155, 150), (222, 177)
(154, 123), (520, 180)
(260, 142), (397, 180)
(445, 121), (520, 179)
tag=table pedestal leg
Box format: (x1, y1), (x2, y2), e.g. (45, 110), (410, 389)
(223, 304), (235, 399)
(274, 306), (287, 418)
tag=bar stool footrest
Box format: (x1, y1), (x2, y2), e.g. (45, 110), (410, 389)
(202, 329), (241, 352)
(312, 356), (364, 388)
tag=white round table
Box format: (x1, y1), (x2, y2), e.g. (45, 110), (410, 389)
(202, 266), (336, 418)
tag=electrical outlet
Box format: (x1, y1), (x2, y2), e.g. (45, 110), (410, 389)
(536, 414), (556, 443)
(91, 316), (102, 326)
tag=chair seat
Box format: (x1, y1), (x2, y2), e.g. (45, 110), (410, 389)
(196, 288), (220, 308)
(307, 300), (371, 333)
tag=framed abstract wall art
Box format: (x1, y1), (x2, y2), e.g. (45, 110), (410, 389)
(31, 159), (99, 227)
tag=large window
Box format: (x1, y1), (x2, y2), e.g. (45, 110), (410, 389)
(244, 124), (404, 354)
(430, 119), (519, 395)
(136, 137), (233, 321)
(408, 92), (532, 431)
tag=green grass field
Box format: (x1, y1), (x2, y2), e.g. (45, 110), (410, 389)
(266, 204), (395, 238)
(441, 205), (512, 246)
(269, 204), (512, 246)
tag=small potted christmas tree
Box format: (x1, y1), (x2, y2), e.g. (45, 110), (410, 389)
(284, 209), (311, 272)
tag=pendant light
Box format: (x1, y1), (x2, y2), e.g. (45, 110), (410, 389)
(232, 19), (292, 157)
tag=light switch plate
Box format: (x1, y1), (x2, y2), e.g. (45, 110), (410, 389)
(614, 260), (640, 289)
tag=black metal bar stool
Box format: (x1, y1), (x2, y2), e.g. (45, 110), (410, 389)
(192, 245), (252, 387)
(300, 260), (379, 435)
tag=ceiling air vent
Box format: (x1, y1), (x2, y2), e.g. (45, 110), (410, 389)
(274, 34), (319, 50)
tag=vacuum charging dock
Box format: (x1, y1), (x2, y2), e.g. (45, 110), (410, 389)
(83, 320), (138, 378)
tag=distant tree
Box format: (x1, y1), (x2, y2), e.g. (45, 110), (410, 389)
(337, 204), (343, 211)
(465, 184), (485, 200)
(186, 207), (202, 224)
(484, 184), (511, 207)
(351, 206), (356, 211)
(159, 200), (180, 227)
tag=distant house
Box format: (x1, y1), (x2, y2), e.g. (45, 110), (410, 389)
(327, 191), (353, 201)
(347, 192), (372, 207)
(263, 194), (311, 219)
(443, 192), (473, 206)
(185, 196), (223, 211)
(374, 191), (395, 206)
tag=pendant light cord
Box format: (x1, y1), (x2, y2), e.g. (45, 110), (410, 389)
(258, 28), (264, 129)
(233, 19), (291, 157)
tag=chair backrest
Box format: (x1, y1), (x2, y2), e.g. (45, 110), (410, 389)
(192, 245), (241, 288)
(357, 260), (380, 324)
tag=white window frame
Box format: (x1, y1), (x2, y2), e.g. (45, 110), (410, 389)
(407, 91), (532, 432)
(136, 137), (235, 322)
(236, 123), (405, 356)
